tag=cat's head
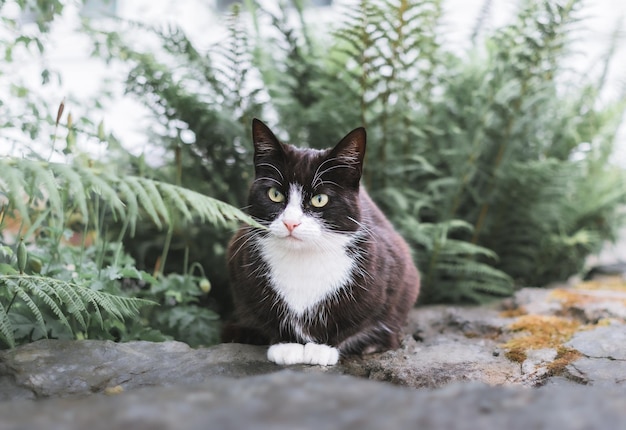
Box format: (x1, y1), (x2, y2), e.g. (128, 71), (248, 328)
(247, 119), (366, 249)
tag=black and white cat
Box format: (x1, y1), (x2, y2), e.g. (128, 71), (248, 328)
(225, 119), (420, 366)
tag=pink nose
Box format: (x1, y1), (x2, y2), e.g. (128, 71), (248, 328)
(283, 220), (301, 232)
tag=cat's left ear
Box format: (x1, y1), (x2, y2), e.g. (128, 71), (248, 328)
(330, 127), (367, 177)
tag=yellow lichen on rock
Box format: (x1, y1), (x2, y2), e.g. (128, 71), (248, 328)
(546, 347), (583, 376)
(499, 306), (528, 318)
(502, 315), (581, 363)
(550, 285), (626, 309)
(574, 275), (626, 292)
(549, 288), (597, 308)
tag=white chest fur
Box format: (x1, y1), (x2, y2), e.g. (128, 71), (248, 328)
(259, 232), (355, 316)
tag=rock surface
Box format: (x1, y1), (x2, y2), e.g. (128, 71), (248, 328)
(0, 341), (277, 401)
(1, 371), (626, 430)
(1, 281), (625, 428)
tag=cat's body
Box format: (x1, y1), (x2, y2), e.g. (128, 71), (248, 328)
(225, 119), (420, 365)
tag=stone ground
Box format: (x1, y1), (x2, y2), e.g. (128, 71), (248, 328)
(1, 274), (625, 429)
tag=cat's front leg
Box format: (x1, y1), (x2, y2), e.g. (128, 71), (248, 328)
(267, 343), (339, 366)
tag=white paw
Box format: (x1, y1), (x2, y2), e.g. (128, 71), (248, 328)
(303, 343), (340, 366)
(267, 343), (305, 365)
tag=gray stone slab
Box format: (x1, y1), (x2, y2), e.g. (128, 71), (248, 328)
(565, 325), (626, 360)
(0, 371), (625, 430)
(0, 340), (278, 400)
(566, 357), (626, 386)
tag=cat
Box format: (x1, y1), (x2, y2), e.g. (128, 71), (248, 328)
(224, 118), (420, 366)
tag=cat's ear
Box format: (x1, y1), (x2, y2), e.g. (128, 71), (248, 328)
(330, 127), (367, 175)
(252, 118), (283, 159)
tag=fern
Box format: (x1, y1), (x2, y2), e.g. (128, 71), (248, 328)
(0, 300), (12, 348)
(402, 219), (514, 303)
(0, 155), (264, 347)
(331, 0), (444, 183)
(0, 157), (263, 234)
(86, 13), (263, 207)
(0, 275), (153, 348)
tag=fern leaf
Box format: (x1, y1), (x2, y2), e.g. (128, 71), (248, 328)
(77, 286), (154, 321)
(51, 163), (89, 218)
(0, 275), (155, 346)
(123, 176), (163, 229)
(137, 177), (172, 226)
(147, 179), (264, 229)
(0, 160), (29, 225)
(438, 239), (499, 261)
(45, 281), (88, 330)
(114, 178), (139, 236)
(81, 168), (126, 220)
(13, 282), (47, 337)
(0, 158), (263, 241)
(28, 281), (73, 332)
(0, 299), (15, 348)
(156, 180), (193, 223)
(33, 162), (63, 221)
(79, 286), (124, 321)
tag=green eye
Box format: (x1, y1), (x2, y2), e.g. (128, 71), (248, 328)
(311, 193), (329, 208)
(268, 187), (285, 203)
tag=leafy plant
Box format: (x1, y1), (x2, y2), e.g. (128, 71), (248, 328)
(0, 153), (262, 348)
(0, 0), (267, 349)
(136, 272), (220, 347)
(0, 274), (151, 348)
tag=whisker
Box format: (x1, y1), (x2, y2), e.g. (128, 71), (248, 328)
(316, 179), (342, 189)
(312, 157), (355, 188)
(228, 227), (267, 261)
(253, 176), (282, 186)
(257, 163), (284, 181)
(312, 157), (338, 183)
(347, 216), (376, 241)
(313, 160), (357, 188)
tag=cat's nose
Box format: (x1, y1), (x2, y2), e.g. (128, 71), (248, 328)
(283, 220), (301, 232)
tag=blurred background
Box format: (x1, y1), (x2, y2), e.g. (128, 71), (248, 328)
(2, 1), (625, 162)
(1, 0), (625, 349)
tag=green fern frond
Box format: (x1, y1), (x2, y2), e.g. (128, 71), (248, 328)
(157, 180), (193, 222)
(437, 238), (499, 261)
(114, 178), (140, 236)
(0, 300), (15, 348)
(0, 158), (264, 236)
(80, 169), (127, 221)
(0, 162), (29, 225)
(409, 219), (514, 303)
(52, 163), (89, 217)
(13, 286), (47, 337)
(34, 164), (63, 220)
(130, 176), (264, 229)
(43, 281), (88, 330)
(124, 175), (166, 229)
(0, 275), (154, 347)
(141, 178), (174, 226)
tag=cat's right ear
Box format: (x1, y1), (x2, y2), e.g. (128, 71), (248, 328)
(252, 118), (283, 160)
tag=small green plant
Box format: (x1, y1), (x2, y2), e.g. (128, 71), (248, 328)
(136, 272), (220, 347)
